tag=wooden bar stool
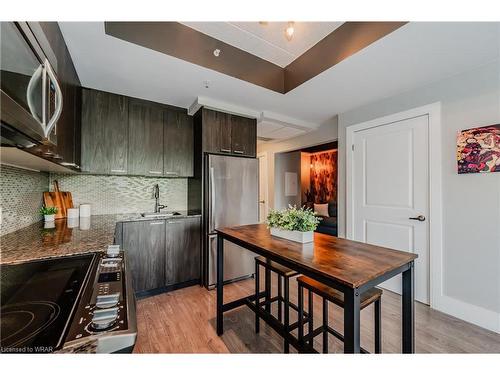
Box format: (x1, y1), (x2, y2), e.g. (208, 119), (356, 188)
(297, 276), (383, 353)
(255, 256), (299, 353)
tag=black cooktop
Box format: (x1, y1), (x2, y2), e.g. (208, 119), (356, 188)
(0, 254), (96, 353)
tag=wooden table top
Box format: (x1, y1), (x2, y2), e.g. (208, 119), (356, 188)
(216, 224), (417, 289)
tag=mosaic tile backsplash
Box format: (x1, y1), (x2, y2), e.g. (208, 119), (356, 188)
(0, 164), (188, 236)
(49, 173), (188, 215)
(0, 165), (49, 236)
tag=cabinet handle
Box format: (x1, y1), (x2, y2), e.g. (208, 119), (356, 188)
(233, 150), (244, 154)
(148, 171), (162, 175)
(165, 172), (178, 176)
(111, 169), (126, 173)
(149, 221), (164, 225)
(166, 221), (182, 224)
(220, 148), (231, 153)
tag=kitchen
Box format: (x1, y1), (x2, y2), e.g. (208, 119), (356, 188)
(2, 3), (500, 372)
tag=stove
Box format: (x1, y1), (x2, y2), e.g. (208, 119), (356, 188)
(0, 249), (137, 353)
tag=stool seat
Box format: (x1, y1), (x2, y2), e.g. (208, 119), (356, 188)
(256, 256), (298, 278)
(297, 276), (382, 310)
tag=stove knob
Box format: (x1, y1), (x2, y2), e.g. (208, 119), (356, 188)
(91, 307), (118, 331)
(96, 292), (120, 309)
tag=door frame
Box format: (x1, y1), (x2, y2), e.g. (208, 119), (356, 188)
(345, 102), (443, 309)
(257, 152), (269, 223)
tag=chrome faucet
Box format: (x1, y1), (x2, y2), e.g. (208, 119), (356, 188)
(153, 184), (167, 213)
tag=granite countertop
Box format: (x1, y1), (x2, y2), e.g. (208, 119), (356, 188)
(0, 211), (201, 265)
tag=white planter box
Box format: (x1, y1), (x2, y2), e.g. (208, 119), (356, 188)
(270, 227), (314, 243)
(44, 214), (55, 222)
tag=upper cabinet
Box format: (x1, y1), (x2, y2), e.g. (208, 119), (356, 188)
(164, 110), (194, 177)
(81, 88), (128, 174)
(230, 114), (257, 157)
(80, 88), (194, 177)
(128, 99), (164, 176)
(201, 108), (256, 157)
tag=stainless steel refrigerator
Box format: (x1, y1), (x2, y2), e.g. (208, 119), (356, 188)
(206, 154), (259, 288)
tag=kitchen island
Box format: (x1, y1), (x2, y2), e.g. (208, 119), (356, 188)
(215, 224), (418, 354)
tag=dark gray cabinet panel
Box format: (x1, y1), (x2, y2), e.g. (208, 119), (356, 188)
(200, 108), (256, 157)
(230, 115), (257, 157)
(165, 217), (201, 285)
(81, 89), (128, 174)
(202, 108), (231, 154)
(121, 220), (166, 293)
(128, 99), (164, 176)
(164, 111), (193, 177)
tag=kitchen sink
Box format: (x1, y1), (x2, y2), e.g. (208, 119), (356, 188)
(141, 212), (182, 218)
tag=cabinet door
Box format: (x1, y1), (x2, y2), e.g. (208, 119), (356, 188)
(164, 110), (193, 177)
(81, 89), (128, 174)
(165, 217), (201, 285)
(231, 115), (257, 157)
(121, 220), (166, 293)
(128, 99), (164, 176)
(202, 108), (231, 154)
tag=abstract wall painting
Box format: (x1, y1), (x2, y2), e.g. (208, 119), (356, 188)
(457, 124), (500, 174)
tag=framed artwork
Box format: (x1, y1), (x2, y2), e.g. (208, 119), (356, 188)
(457, 124), (500, 174)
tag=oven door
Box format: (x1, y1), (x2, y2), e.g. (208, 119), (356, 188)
(0, 22), (61, 145)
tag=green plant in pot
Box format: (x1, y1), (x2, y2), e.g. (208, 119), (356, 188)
(39, 206), (58, 222)
(266, 205), (321, 243)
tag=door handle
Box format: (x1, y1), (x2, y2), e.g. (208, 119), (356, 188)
(44, 60), (63, 139)
(26, 64), (44, 125)
(259, 200), (265, 204)
(409, 215), (426, 222)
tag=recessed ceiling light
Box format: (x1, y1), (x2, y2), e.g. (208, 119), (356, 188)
(285, 22), (295, 41)
(213, 48), (221, 57)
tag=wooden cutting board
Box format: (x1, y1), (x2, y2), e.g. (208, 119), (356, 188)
(43, 180), (73, 219)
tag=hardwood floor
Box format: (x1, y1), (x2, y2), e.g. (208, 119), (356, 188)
(133, 274), (500, 353)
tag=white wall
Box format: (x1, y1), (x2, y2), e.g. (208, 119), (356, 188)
(274, 151), (302, 209)
(258, 117), (339, 209)
(337, 61), (500, 331)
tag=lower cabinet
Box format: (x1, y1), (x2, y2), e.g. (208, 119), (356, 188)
(117, 217), (201, 295)
(122, 220), (166, 293)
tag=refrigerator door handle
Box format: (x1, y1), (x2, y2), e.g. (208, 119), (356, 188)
(209, 166), (216, 233)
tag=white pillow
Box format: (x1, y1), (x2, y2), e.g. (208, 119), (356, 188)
(314, 203), (329, 217)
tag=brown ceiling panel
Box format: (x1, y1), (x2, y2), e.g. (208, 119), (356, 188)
(284, 22), (408, 92)
(105, 22), (285, 93)
(105, 21), (407, 95)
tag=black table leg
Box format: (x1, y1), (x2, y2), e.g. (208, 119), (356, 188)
(255, 260), (260, 333)
(402, 262), (415, 353)
(216, 235), (224, 336)
(344, 288), (361, 353)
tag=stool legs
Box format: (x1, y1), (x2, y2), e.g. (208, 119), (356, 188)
(277, 275), (283, 323)
(308, 290), (314, 346)
(265, 267), (271, 313)
(375, 298), (381, 353)
(298, 284), (304, 345)
(322, 299), (329, 353)
(255, 261), (260, 334)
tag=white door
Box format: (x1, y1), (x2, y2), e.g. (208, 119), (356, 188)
(352, 115), (429, 304)
(258, 153), (268, 223)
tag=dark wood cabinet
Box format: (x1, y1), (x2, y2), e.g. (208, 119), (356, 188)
(121, 220), (166, 293)
(163, 110), (193, 177)
(201, 108), (256, 157)
(116, 217), (200, 295)
(165, 217), (201, 285)
(128, 99), (164, 176)
(80, 88), (194, 177)
(81, 88), (128, 174)
(230, 115), (257, 157)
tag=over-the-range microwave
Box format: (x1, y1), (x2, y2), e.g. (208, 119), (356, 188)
(1, 22), (63, 158)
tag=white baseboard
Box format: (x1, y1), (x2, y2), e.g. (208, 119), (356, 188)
(432, 294), (500, 334)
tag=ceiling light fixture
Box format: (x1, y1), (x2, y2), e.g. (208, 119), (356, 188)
(285, 22), (295, 41)
(213, 48), (221, 57)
